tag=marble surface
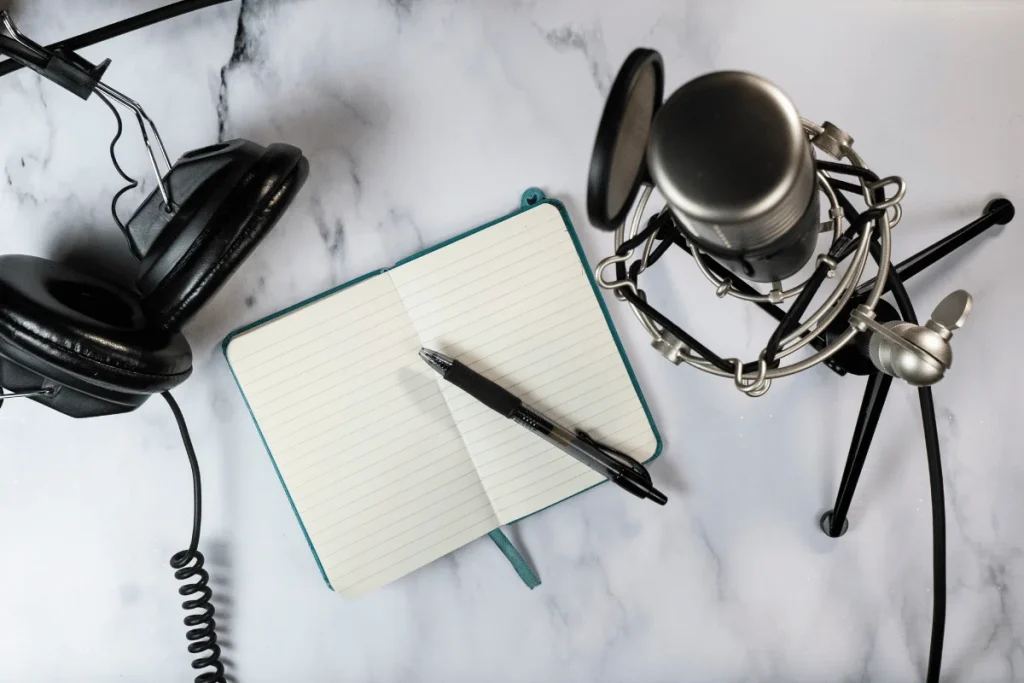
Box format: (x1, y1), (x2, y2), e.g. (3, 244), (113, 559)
(1, 1), (1023, 681)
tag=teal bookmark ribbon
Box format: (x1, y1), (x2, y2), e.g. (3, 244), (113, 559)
(488, 529), (541, 589)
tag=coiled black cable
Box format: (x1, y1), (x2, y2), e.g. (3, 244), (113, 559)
(162, 392), (226, 683)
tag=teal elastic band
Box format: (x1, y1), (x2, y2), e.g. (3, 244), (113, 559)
(488, 529), (541, 589)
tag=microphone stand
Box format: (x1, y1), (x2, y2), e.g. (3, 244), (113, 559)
(608, 156), (1011, 683)
(611, 165), (1013, 537)
(819, 370), (892, 536)
(819, 194), (1013, 537)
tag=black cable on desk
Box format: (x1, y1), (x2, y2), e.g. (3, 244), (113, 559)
(162, 392), (226, 683)
(870, 243), (946, 683)
(917, 385), (946, 683)
(0, 0), (234, 79)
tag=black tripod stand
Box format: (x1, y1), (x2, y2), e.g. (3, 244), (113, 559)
(819, 196), (1015, 537)
(606, 167), (1014, 538)
(602, 160), (1012, 683)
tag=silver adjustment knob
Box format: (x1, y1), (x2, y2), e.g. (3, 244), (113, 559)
(863, 290), (972, 386)
(927, 289), (972, 339)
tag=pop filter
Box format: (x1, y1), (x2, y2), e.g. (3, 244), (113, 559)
(586, 48), (663, 231)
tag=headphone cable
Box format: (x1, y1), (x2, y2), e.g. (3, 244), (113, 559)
(162, 391), (226, 683)
(95, 89), (145, 259)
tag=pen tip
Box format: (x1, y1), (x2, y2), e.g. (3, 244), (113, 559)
(419, 348), (453, 375)
(649, 488), (668, 506)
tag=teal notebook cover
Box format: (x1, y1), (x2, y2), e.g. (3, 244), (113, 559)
(222, 188), (662, 593)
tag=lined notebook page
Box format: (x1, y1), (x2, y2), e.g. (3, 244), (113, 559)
(226, 274), (497, 596)
(391, 203), (659, 524)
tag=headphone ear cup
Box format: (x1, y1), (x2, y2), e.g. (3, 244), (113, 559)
(132, 139), (310, 330)
(0, 255), (193, 417)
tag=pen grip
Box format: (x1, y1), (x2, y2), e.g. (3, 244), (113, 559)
(446, 359), (521, 417)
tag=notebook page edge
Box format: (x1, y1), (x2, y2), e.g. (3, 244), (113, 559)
(553, 196), (663, 469)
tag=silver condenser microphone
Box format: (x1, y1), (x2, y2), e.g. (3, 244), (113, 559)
(647, 71), (820, 282)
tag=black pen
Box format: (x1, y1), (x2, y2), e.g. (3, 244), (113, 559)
(419, 348), (667, 505)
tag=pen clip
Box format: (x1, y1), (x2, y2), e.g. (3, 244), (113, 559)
(574, 429), (652, 484)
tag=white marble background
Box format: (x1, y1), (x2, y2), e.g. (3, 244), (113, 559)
(0, 1), (1022, 681)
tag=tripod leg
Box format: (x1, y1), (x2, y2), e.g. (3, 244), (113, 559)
(820, 371), (893, 537)
(855, 198), (1015, 299)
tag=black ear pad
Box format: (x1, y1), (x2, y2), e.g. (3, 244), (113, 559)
(133, 140), (310, 329)
(0, 255), (192, 415)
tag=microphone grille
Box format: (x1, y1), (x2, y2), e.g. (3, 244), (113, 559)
(647, 71), (816, 253)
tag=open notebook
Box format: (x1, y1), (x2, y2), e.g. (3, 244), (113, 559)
(224, 192), (660, 596)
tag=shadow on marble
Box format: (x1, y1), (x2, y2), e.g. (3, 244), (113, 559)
(178, 91), (391, 350)
(207, 538), (239, 683)
(647, 453), (687, 497)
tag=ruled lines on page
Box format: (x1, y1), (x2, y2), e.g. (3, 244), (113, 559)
(392, 203), (659, 524)
(226, 274), (498, 596)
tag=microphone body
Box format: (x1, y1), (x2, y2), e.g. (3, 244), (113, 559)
(647, 71), (820, 283)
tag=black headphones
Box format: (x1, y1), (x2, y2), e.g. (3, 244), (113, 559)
(0, 6), (310, 679)
(0, 10), (309, 419)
